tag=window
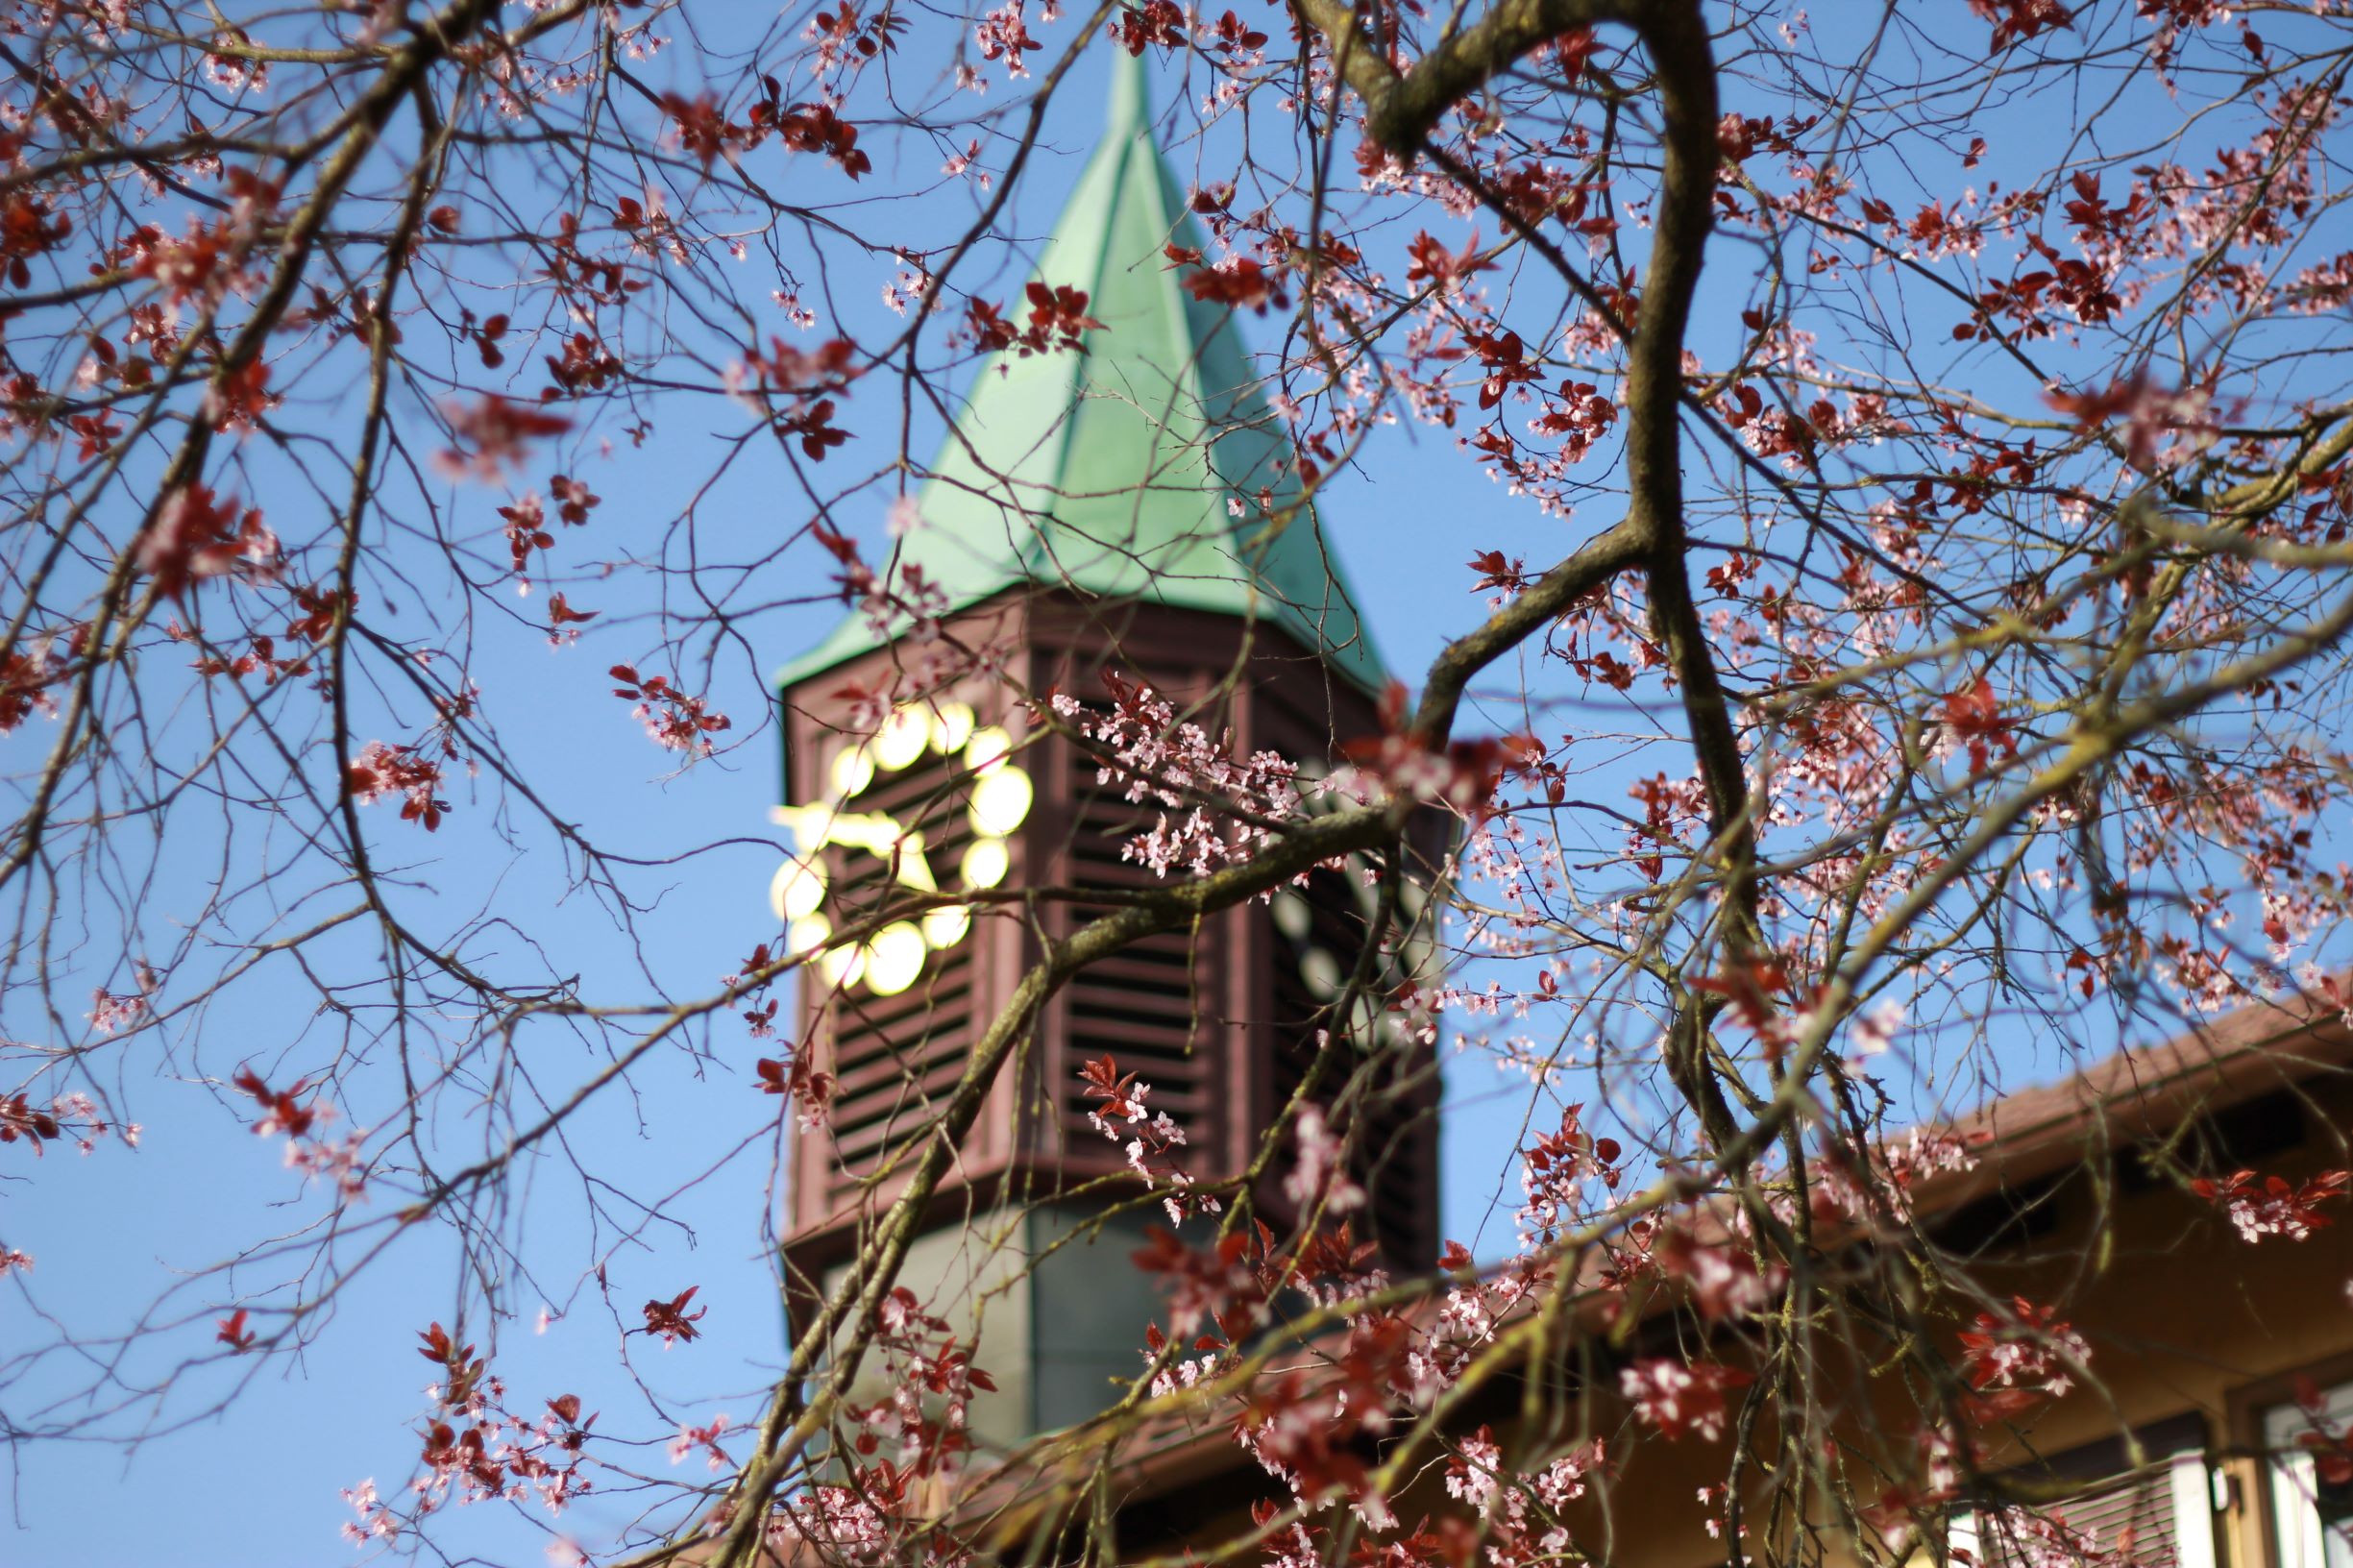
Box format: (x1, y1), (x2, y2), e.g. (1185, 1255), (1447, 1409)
(2266, 1380), (2353, 1568)
(1951, 1416), (2218, 1568)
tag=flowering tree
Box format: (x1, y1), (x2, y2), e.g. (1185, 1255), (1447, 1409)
(5, 0), (2353, 1565)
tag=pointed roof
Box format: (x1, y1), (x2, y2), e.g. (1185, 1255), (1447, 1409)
(775, 54), (1385, 695)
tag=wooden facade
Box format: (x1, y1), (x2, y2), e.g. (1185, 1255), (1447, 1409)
(1081, 997), (2353, 1568)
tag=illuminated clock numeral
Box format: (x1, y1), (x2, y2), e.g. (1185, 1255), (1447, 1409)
(771, 700), (1033, 992)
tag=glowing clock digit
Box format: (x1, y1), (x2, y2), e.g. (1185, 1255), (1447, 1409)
(769, 700), (1031, 992)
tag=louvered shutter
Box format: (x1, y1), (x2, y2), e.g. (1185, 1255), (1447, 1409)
(810, 737), (982, 1205)
(1967, 1417), (2214, 1568)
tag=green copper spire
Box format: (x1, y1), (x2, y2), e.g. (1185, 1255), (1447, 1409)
(774, 54), (1385, 694)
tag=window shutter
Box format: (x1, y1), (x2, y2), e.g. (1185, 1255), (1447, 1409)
(1969, 1417), (2213, 1568)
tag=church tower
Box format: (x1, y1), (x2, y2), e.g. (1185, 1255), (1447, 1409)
(769, 56), (1441, 1449)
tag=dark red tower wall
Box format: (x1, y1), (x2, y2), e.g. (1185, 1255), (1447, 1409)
(776, 588), (1442, 1320)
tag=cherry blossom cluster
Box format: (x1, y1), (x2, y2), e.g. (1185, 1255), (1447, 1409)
(1957, 1297), (2092, 1406)
(1049, 673), (1309, 880)
(231, 1067), (365, 1196)
(668, 1413), (733, 1472)
(1514, 1103), (1625, 1244)
(732, 940), (837, 1128)
(2194, 1166), (2352, 1245)
(1618, 1358), (1752, 1444)
(606, 664), (731, 758)
(836, 1286), (997, 1479)
(1281, 1099), (1366, 1221)
(1781, 1126), (1987, 1234)
(346, 740), (452, 832)
(136, 484), (281, 600)
(802, 523), (1001, 701)
(0, 1090), (135, 1155)
(1654, 1228), (1790, 1324)
(0, 629), (74, 734)
(1405, 1248), (1536, 1400)
(1228, 1311), (1414, 1524)
(1442, 1423), (1606, 1565)
(343, 1332), (597, 1541)
(759, 1462), (972, 1568)
(1126, 1220), (1634, 1541)
(1336, 681), (1533, 821)
(1079, 1054), (1216, 1225)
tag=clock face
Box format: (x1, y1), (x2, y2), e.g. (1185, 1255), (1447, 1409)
(770, 699), (1034, 995)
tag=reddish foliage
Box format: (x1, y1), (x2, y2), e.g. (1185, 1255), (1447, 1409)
(436, 397), (574, 480)
(1076, 1053), (1145, 1120)
(1132, 1226), (1267, 1338)
(0, 637), (72, 734)
(1942, 676), (2019, 775)
(0, 193), (72, 287)
(754, 1051), (837, 1129)
(607, 665), (731, 755)
(546, 593), (597, 632)
(136, 486), (279, 601)
(1205, 10), (1267, 53)
(498, 492), (553, 576)
(1466, 550), (1531, 596)
(780, 397), (850, 460)
(966, 282), (1102, 356)
(1182, 257), (1288, 313)
(0, 1093), (62, 1149)
(346, 742), (450, 830)
(2193, 1167), (2352, 1244)
(1113, 0), (1186, 55)
(661, 92), (742, 168)
(1620, 1359), (1752, 1443)
(418, 1320), (487, 1408)
(1338, 680), (1532, 819)
(775, 102), (871, 178)
(1406, 228), (1495, 293)
(215, 1309), (257, 1351)
(1970, 0), (2073, 51)
(284, 585), (353, 645)
(641, 1286), (706, 1345)
(231, 1066), (322, 1139)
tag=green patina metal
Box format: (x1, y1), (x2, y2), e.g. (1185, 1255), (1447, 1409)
(772, 52), (1385, 697)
